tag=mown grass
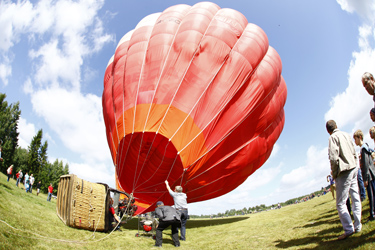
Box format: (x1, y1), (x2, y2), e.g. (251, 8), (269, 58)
(0, 172), (374, 249)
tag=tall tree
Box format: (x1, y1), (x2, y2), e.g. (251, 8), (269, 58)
(13, 147), (29, 173)
(0, 93), (20, 173)
(27, 129), (43, 178)
(39, 140), (48, 179)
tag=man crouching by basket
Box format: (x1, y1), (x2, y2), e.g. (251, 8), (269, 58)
(154, 201), (181, 247)
(109, 197), (122, 232)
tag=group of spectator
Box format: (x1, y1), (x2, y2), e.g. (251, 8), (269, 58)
(6, 165), (53, 201)
(13, 169), (36, 193)
(326, 72), (375, 240)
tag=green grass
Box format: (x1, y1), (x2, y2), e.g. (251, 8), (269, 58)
(1, 172), (374, 249)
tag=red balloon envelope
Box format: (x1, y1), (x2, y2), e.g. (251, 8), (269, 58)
(102, 2), (287, 214)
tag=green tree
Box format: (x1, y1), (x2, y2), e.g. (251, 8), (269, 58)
(27, 129), (43, 177)
(13, 147), (29, 173)
(39, 140), (48, 178)
(0, 93), (21, 173)
(38, 159), (69, 194)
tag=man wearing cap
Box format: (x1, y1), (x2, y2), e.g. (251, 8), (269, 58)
(154, 201), (181, 247)
(165, 180), (188, 241)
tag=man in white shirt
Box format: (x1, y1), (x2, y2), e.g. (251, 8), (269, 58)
(165, 180), (188, 241)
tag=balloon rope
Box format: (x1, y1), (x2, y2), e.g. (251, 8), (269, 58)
(152, 13), (218, 138)
(132, 11), (219, 194)
(141, 10), (188, 134)
(132, 8), (218, 193)
(132, 140), (178, 191)
(132, 132), (159, 190)
(116, 133), (135, 192)
(185, 87), (281, 183)
(110, 65), (121, 147)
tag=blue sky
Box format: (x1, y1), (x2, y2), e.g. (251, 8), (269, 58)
(1, 0), (375, 215)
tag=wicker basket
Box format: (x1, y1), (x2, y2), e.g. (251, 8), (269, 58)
(56, 174), (109, 232)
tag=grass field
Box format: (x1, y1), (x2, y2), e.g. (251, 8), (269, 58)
(0, 172), (374, 249)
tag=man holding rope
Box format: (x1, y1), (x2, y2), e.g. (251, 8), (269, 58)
(165, 180), (188, 241)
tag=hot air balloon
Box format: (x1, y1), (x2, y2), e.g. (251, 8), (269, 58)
(102, 2), (287, 215)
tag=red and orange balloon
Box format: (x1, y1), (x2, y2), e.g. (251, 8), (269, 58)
(102, 2), (287, 214)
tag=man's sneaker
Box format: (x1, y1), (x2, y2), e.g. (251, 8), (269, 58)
(338, 231), (354, 240)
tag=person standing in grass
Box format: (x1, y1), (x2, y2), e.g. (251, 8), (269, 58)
(24, 172), (30, 192)
(165, 180), (188, 241)
(353, 129), (375, 223)
(29, 174), (35, 193)
(327, 172), (336, 199)
(47, 183), (53, 201)
(16, 170), (23, 187)
(36, 181), (41, 196)
(7, 165), (13, 182)
(326, 120), (362, 240)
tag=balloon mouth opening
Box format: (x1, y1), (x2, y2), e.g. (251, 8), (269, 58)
(115, 131), (184, 210)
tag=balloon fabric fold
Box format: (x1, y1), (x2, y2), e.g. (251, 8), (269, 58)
(102, 2), (287, 214)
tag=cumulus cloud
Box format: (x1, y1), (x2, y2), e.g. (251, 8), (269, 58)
(326, 1), (375, 133)
(189, 164), (282, 214)
(0, 0), (33, 51)
(278, 146), (329, 194)
(0, 60), (12, 86)
(269, 143), (280, 158)
(29, 87), (110, 163)
(336, 0), (375, 23)
(69, 161), (115, 187)
(17, 117), (37, 149)
(1, 0), (116, 184)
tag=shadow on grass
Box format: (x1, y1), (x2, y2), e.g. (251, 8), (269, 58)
(187, 216), (249, 228)
(313, 199), (332, 207)
(0, 182), (13, 191)
(122, 216), (249, 230)
(275, 222), (375, 250)
(300, 218), (339, 229)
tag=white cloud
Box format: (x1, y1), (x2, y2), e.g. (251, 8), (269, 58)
(23, 78), (33, 94)
(1, 0), (114, 89)
(29, 87), (111, 163)
(269, 143), (280, 158)
(0, 60), (12, 86)
(326, 1), (375, 133)
(189, 164), (282, 214)
(17, 117), (37, 149)
(69, 161), (115, 187)
(336, 0), (375, 23)
(2, 0), (116, 184)
(29, 39), (81, 90)
(0, 0), (33, 51)
(278, 146), (329, 195)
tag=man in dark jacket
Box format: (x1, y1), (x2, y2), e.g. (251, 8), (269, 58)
(354, 129), (375, 222)
(154, 201), (180, 247)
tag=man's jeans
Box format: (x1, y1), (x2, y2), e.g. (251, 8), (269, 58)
(357, 168), (366, 200)
(336, 167), (362, 234)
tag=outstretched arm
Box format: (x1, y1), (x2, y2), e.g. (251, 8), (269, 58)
(165, 180), (171, 192)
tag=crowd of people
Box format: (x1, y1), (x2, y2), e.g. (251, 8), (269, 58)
(6, 165), (52, 201)
(326, 72), (375, 240)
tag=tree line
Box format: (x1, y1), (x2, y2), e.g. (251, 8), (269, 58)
(0, 93), (68, 194)
(190, 187), (331, 218)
